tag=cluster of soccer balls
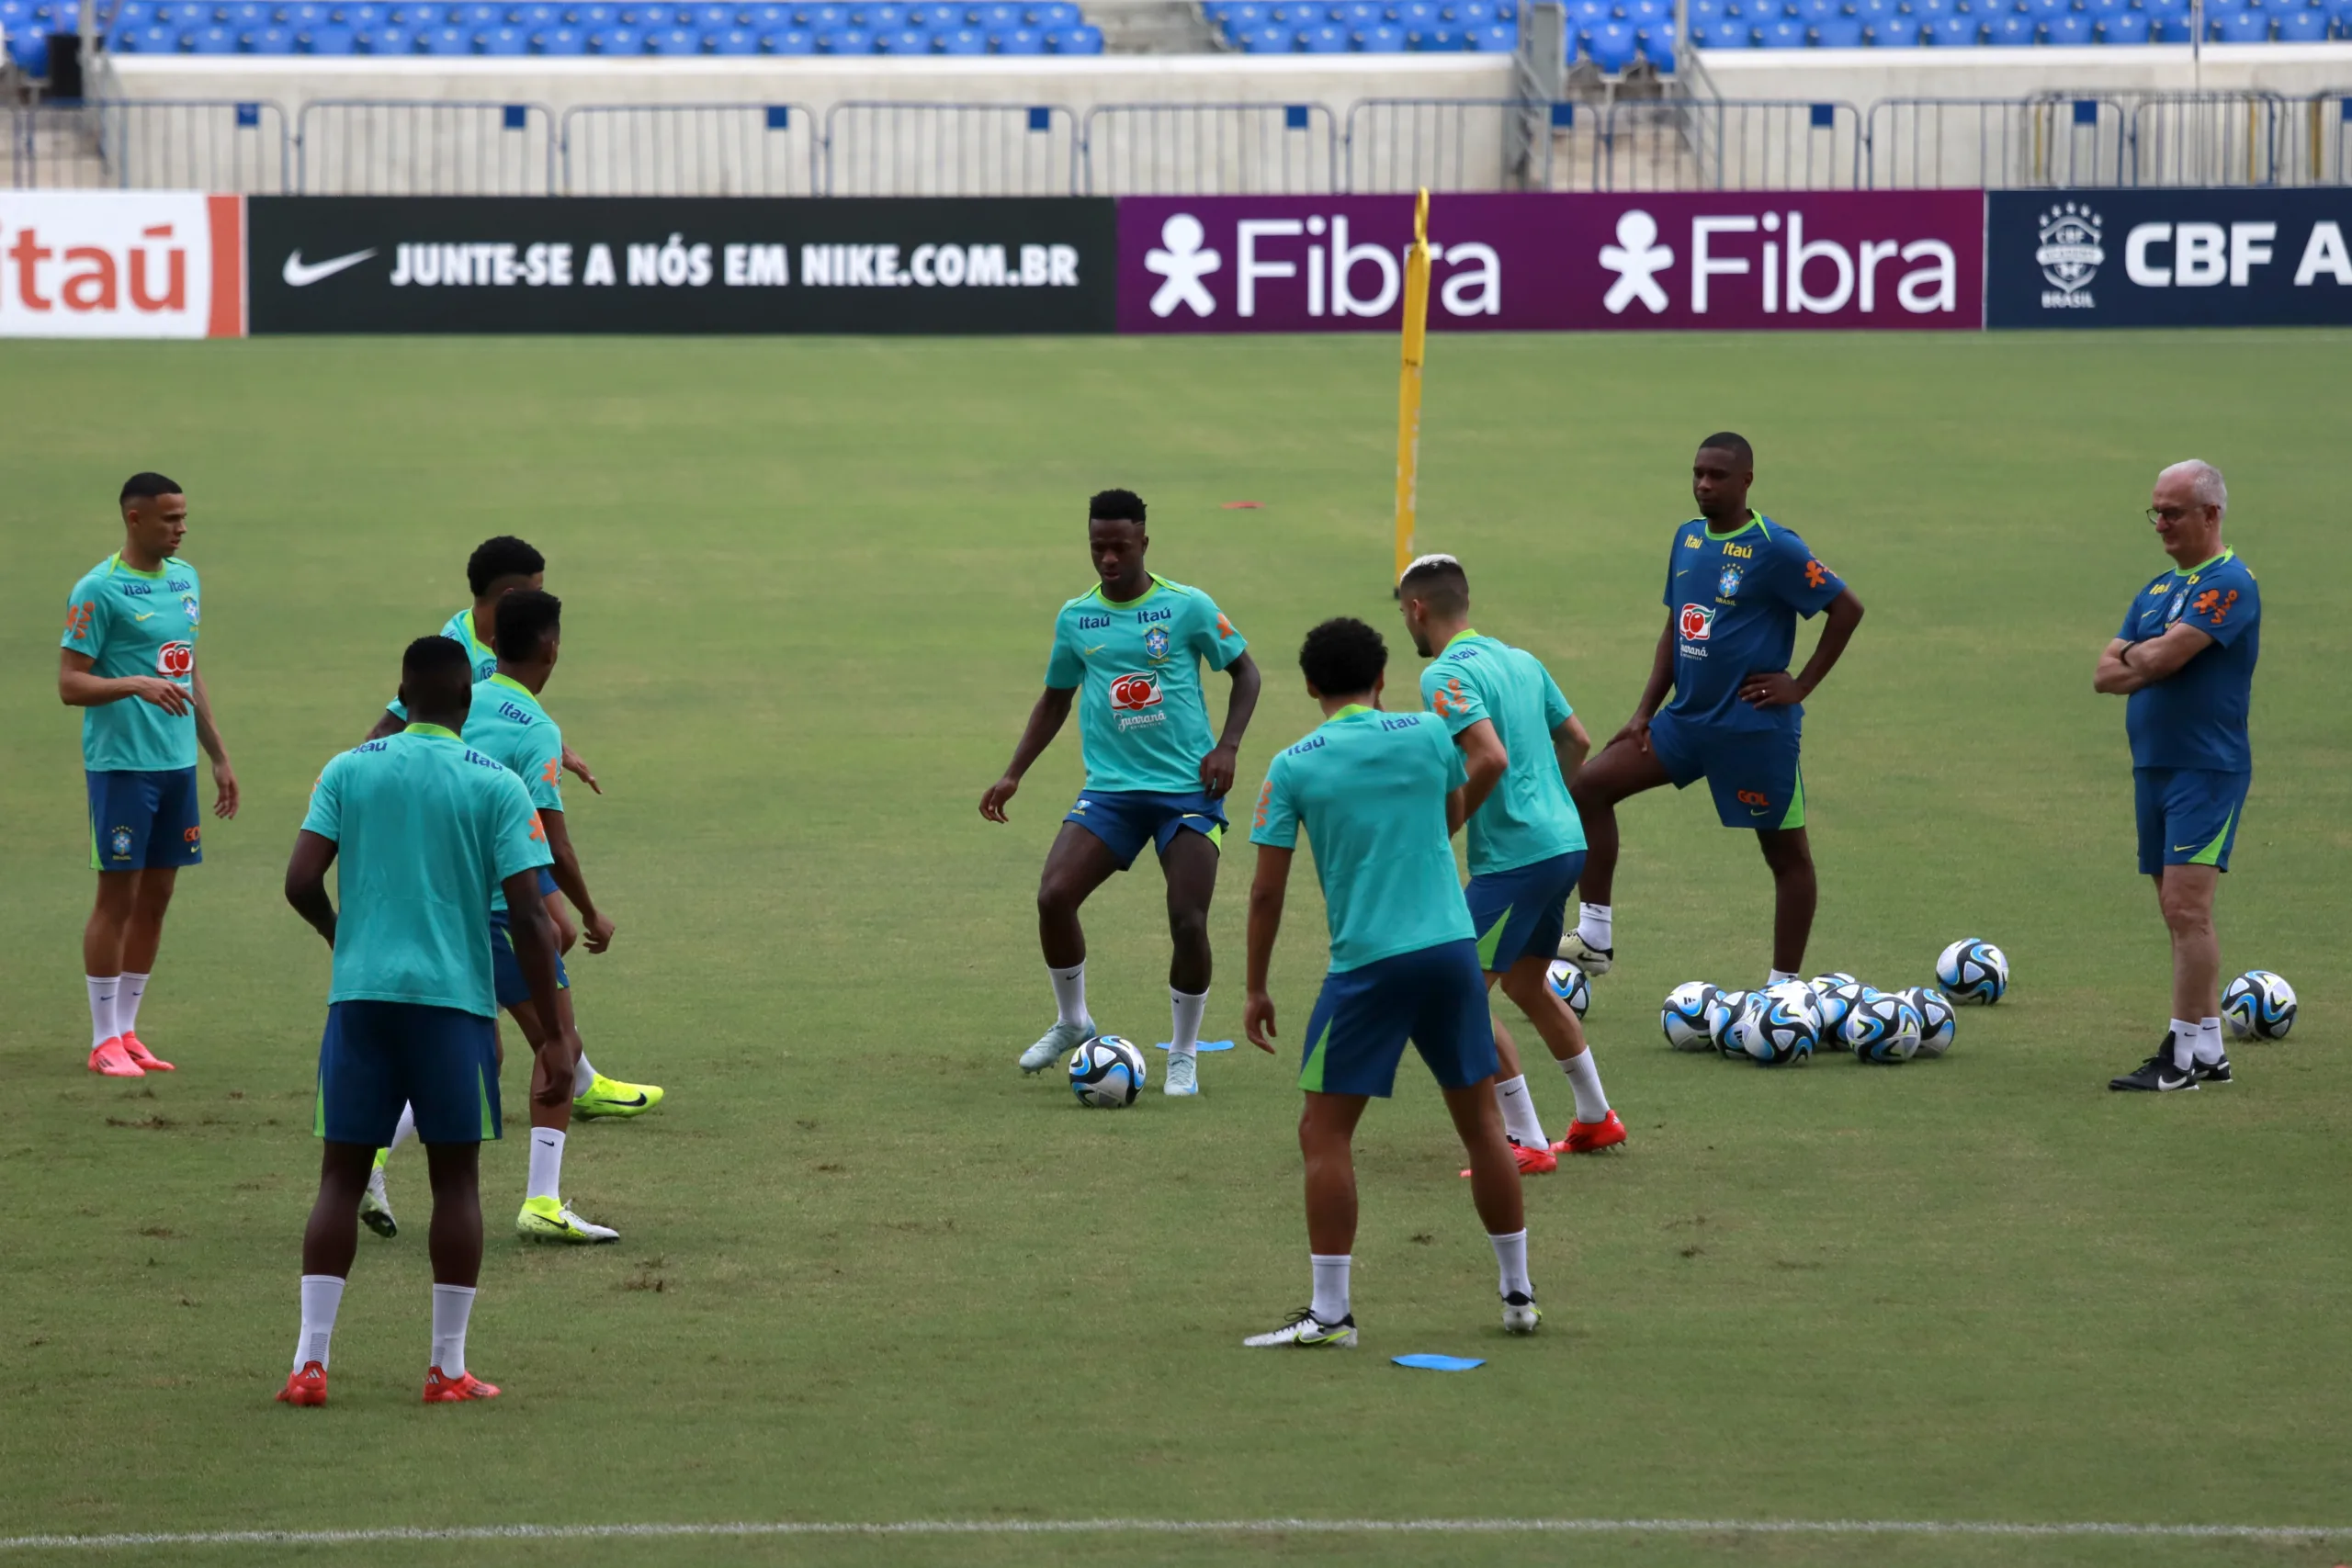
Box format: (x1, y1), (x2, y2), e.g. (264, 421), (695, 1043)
(1660, 939), (2009, 1067)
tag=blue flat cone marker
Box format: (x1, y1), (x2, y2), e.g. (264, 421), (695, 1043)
(1151, 1040), (1235, 1052)
(1392, 1354), (1484, 1371)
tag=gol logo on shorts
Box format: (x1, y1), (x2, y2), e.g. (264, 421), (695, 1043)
(1109, 671), (1163, 712)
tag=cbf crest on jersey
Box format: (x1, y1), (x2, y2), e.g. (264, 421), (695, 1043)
(181, 592), (199, 626)
(1717, 564), (1744, 601)
(1144, 626), (1171, 661)
(2166, 587), (2188, 626)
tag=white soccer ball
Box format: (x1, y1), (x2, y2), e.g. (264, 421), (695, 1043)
(2222, 970), (2297, 1040)
(1809, 971), (1858, 998)
(1736, 982), (1820, 1066)
(1903, 987), (1958, 1058)
(1936, 940), (2009, 1005)
(1068, 1034), (1148, 1107)
(1843, 990), (1922, 1064)
(1708, 988), (1753, 1059)
(1661, 981), (1720, 1052)
(1815, 980), (1867, 1043)
(1546, 959), (1591, 1021)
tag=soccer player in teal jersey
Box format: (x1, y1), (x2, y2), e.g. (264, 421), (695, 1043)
(980, 490), (1261, 1098)
(1396, 555), (1625, 1173)
(1241, 618), (1536, 1347)
(1566, 434), (1864, 987)
(2095, 460), (2261, 1093)
(278, 636), (574, 1406)
(58, 473), (240, 1079)
(366, 592), (637, 1243)
(363, 536), (656, 1126)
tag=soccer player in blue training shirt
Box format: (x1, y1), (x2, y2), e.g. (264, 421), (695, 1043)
(58, 473), (239, 1078)
(1396, 555), (1624, 1173)
(1241, 617), (1537, 1347)
(2095, 460), (2260, 1093)
(363, 536), (660, 1128)
(364, 591), (632, 1243)
(1564, 434), (1864, 987)
(279, 636), (575, 1406)
(980, 489), (1261, 1098)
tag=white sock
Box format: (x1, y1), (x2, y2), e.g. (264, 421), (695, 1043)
(430, 1282), (476, 1377)
(572, 1052), (597, 1099)
(1494, 1074), (1548, 1149)
(1490, 1228), (1532, 1299)
(1048, 962), (1089, 1030)
(2170, 1020), (2199, 1072)
(1168, 987), (1206, 1057)
(2198, 1017), (2224, 1066)
(85, 975), (121, 1050)
(295, 1274), (345, 1370)
(1768, 969), (1801, 987)
(1577, 902), (1612, 949)
(526, 1127), (565, 1203)
(388, 1104), (417, 1155)
(1561, 1049), (1611, 1123)
(1310, 1254), (1351, 1324)
(119, 970), (151, 1035)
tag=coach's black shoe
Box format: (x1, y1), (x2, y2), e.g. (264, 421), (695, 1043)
(2194, 1055), (2233, 1085)
(2109, 1035), (2199, 1092)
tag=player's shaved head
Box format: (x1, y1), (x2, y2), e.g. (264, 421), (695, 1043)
(120, 471), (182, 503)
(1299, 616), (1387, 699)
(494, 589), (562, 666)
(467, 536), (546, 601)
(1088, 488), (1147, 526)
(1698, 432), (1754, 469)
(400, 635), (474, 727)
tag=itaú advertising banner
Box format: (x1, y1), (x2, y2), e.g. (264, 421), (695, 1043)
(1118, 191), (1984, 333)
(1986, 189), (2352, 328)
(0, 192), (244, 338)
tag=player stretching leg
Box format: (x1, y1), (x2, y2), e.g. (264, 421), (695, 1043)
(1396, 556), (1624, 1173)
(58, 474), (238, 1077)
(980, 490), (1261, 1098)
(279, 636), (575, 1406)
(2095, 461), (2259, 1092)
(1243, 618), (1536, 1346)
(1566, 434), (1864, 986)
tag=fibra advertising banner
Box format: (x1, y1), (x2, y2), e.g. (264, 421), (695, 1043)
(1986, 188), (2352, 328)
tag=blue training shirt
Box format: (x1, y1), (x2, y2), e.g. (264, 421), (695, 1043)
(2120, 547), (2260, 773)
(1663, 513), (1845, 735)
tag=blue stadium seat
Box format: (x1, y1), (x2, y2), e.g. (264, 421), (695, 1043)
(1339, 0), (1379, 19)
(7, 28), (50, 64)
(1584, 16), (1636, 59)
(989, 20), (1040, 43)
(1566, 0), (1607, 24)
(745, 0), (787, 20)
(1636, 18), (1674, 56)
(476, 21), (526, 44)
(759, 21), (811, 41)
(1238, 19), (1291, 42)
(222, 0), (267, 23)
(1850, 0), (1895, 25)
(384, 2), (431, 20)
(1790, 0), (1837, 22)
(2044, 10), (2091, 38)
(1752, 14), (1799, 38)
(277, 2), (322, 22)
(356, 21), (408, 43)
(854, 0), (901, 23)
(1046, 19), (1098, 42)
(417, 21), (467, 45)
(566, 2), (609, 20)
(869, 19), (916, 41)
(1869, 13), (1919, 37)
(2211, 7), (2267, 36)
(2096, 8), (2147, 35)
(587, 21), (638, 42)
(2018, 0), (2065, 19)
(1698, 14), (1747, 40)
(1988, 11), (2030, 38)
(818, 20), (870, 42)
(1028, 0), (1077, 20)
(459, 1), (497, 22)
(1353, 18), (1403, 39)
(2276, 4), (2325, 34)
(1292, 17), (1340, 41)
(532, 20), (582, 41)
(242, 20), (288, 41)
(1815, 12), (1861, 38)
(305, 17), (356, 39)
(141, 20), (186, 43)
(1926, 10), (1975, 37)
(925, 17), (978, 40)
(1466, 17), (1510, 39)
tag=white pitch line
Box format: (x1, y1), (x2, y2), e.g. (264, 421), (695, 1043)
(4, 1517), (2349, 1552)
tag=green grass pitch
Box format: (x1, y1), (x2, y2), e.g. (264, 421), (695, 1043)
(2, 330), (2348, 1568)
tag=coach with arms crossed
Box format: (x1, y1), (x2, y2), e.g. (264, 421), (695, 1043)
(2094, 460), (2260, 1094)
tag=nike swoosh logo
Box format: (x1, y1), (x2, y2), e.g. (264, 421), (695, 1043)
(282, 248), (378, 287)
(1083, 645), (1105, 655)
(132, 612), (155, 621)
(589, 1092), (649, 1109)
(2172, 844), (2199, 852)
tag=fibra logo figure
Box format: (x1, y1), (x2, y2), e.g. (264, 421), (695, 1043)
(1147, 214), (1221, 318)
(1600, 210), (1673, 315)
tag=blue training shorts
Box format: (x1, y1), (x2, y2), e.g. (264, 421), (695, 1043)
(1298, 939), (1498, 1098)
(1064, 788), (1227, 871)
(1465, 851), (1587, 974)
(86, 767), (203, 872)
(2135, 767), (2250, 877)
(314, 1000), (501, 1146)
(1647, 709), (1805, 831)
(490, 907), (570, 1011)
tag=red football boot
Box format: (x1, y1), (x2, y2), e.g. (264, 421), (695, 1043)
(423, 1367), (501, 1403)
(1555, 1110), (1628, 1155)
(119, 1032), (175, 1072)
(88, 1038), (142, 1077)
(1462, 1140), (1558, 1179)
(277, 1361), (328, 1406)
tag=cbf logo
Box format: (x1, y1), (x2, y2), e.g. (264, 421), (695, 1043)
(180, 593), (199, 626)
(1717, 564), (1743, 601)
(1143, 626), (1170, 661)
(2035, 202), (2103, 310)
(109, 826), (134, 859)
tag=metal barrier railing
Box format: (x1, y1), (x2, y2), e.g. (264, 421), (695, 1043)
(560, 103), (818, 197)
(1591, 98), (1862, 191)
(1344, 98), (1556, 193)
(7, 105), (108, 188)
(2128, 93), (2291, 187)
(296, 99), (555, 196)
(1082, 102), (1338, 195)
(1867, 96), (2129, 190)
(824, 101), (1077, 197)
(95, 99), (291, 192)
(2314, 92), (2352, 186)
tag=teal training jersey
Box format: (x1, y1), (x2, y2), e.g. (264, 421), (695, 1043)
(385, 607), (497, 721)
(461, 674), (565, 912)
(1419, 630), (1585, 876)
(300, 724), (552, 1017)
(60, 554), (202, 773)
(1250, 705), (1473, 973)
(1044, 576), (1247, 795)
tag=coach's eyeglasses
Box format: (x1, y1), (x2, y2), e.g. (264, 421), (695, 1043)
(2145, 505), (2199, 525)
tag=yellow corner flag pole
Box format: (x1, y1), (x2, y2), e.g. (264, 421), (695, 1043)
(1393, 187), (1432, 582)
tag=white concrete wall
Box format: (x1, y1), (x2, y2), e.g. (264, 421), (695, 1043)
(1699, 40), (2352, 103)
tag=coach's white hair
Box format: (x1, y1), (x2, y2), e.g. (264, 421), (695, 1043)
(2157, 458), (2228, 519)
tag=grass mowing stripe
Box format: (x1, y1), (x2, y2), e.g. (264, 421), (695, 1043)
(6, 1517), (2349, 1551)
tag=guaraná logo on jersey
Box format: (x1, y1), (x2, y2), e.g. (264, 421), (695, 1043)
(157, 640), (194, 676)
(1109, 671), (1163, 711)
(2035, 201), (2103, 310)
(1144, 626), (1171, 661)
(1717, 564), (1743, 600)
(1679, 604), (1716, 642)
